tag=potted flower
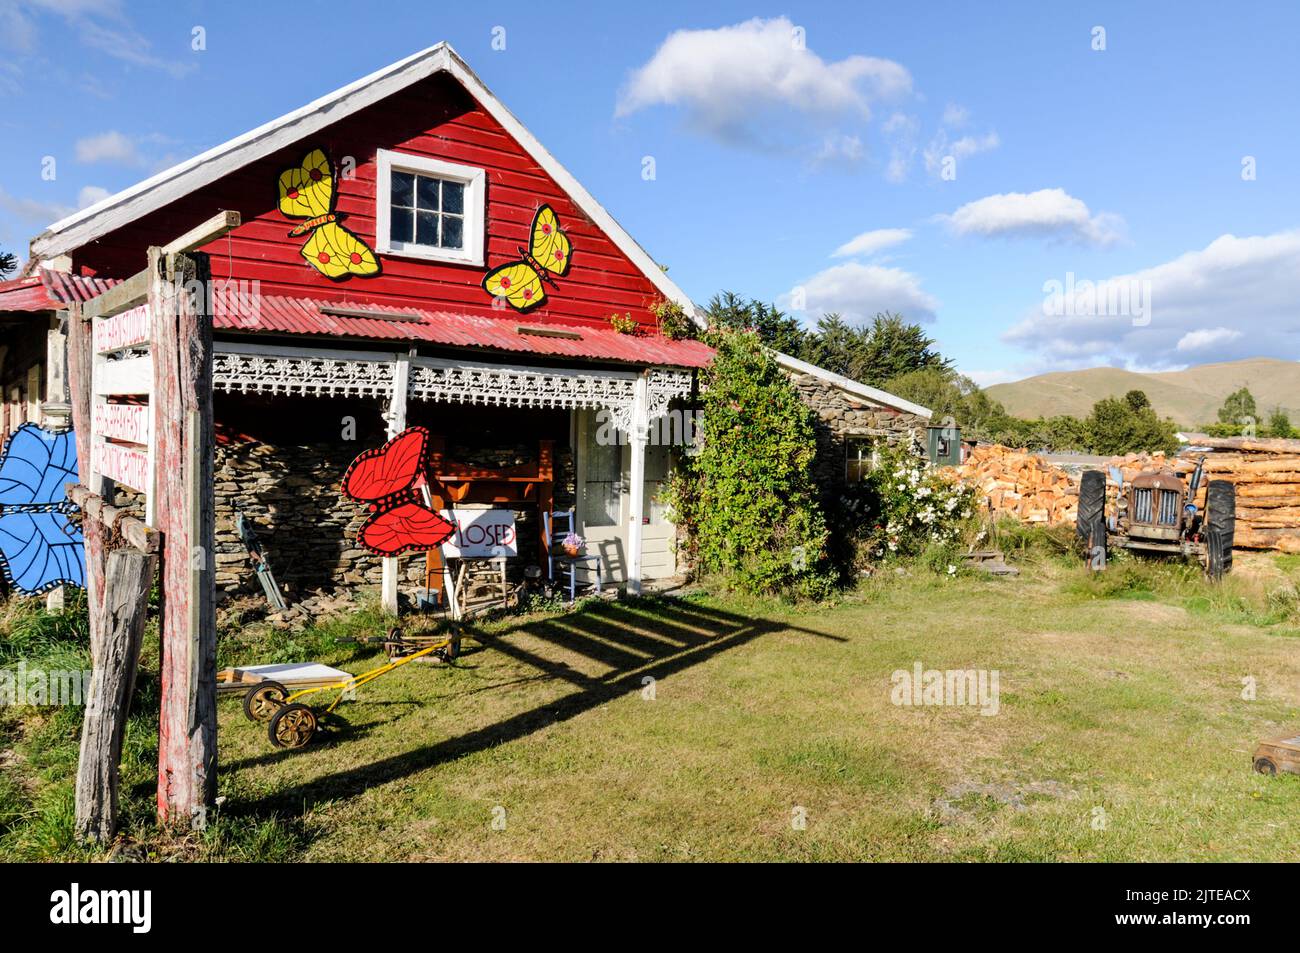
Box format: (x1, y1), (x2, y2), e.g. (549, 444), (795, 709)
(561, 530), (584, 558)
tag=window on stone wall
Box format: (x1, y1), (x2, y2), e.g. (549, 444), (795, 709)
(845, 437), (877, 483)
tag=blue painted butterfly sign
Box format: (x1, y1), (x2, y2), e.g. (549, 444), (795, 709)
(0, 423), (85, 593)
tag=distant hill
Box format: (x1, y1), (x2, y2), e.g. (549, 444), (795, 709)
(985, 358), (1300, 427)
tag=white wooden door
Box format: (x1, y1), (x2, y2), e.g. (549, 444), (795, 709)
(575, 410), (676, 584)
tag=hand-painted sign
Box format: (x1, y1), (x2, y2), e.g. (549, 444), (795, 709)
(341, 426), (454, 556)
(92, 303), (150, 353)
(439, 509), (517, 558)
(91, 300), (155, 518)
(0, 423), (85, 593)
(482, 204), (572, 312)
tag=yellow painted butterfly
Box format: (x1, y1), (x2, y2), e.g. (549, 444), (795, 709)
(278, 148), (380, 280)
(481, 204), (572, 312)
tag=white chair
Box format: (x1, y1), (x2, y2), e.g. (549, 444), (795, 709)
(543, 508), (604, 603)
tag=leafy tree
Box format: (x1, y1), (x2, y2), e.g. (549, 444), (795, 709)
(1268, 406), (1295, 439)
(1086, 396), (1180, 456)
(1124, 389), (1151, 411)
(666, 328), (833, 597)
(852, 312), (952, 386)
(703, 292), (808, 357)
(884, 367), (1007, 440)
(0, 248), (17, 279)
(1217, 387), (1257, 426)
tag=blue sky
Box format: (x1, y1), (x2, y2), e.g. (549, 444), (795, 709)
(2, 1), (1298, 384)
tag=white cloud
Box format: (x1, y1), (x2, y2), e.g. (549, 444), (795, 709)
(811, 133), (866, 167)
(1176, 327), (1244, 352)
(832, 227), (912, 258)
(76, 130), (139, 165)
(783, 261), (939, 324)
(1004, 230), (1300, 368)
(0, 185), (73, 224)
(77, 185), (110, 209)
(941, 103), (969, 127)
(944, 188), (1124, 245)
(4, 0), (195, 77)
(617, 17), (910, 148)
(923, 130), (1000, 177)
(881, 112), (919, 182)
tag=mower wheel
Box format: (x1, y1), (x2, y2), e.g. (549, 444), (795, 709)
(268, 703), (317, 750)
(1205, 479), (1236, 579)
(243, 680), (288, 723)
(1077, 470), (1108, 561)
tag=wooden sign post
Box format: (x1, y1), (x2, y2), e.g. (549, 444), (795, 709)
(149, 245), (217, 828)
(69, 213), (232, 838)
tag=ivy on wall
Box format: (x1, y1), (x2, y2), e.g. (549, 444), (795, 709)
(668, 329), (833, 598)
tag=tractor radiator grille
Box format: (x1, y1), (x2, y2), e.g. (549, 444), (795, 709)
(1158, 489), (1181, 525)
(1134, 488), (1153, 523)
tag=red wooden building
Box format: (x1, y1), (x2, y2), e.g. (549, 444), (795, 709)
(13, 43), (721, 608)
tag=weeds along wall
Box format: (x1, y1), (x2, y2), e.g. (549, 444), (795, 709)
(211, 393), (574, 599)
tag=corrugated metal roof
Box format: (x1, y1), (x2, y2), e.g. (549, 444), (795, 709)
(214, 294), (714, 368)
(0, 271), (120, 313)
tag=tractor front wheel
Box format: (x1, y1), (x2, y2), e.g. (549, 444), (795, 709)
(1205, 479), (1236, 579)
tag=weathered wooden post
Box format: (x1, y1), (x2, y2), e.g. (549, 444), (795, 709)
(65, 301), (107, 664)
(150, 245), (217, 828)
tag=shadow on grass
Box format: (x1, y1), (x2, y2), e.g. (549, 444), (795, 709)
(239, 596), (843, 817)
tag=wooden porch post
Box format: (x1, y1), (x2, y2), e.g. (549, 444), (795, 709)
(626, 371), (650, 596)
(381, 352), (411, 614)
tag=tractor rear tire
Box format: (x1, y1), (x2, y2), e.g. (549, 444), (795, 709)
(1077, 470), (1108, 562)
(1205, 479), (1235, 579)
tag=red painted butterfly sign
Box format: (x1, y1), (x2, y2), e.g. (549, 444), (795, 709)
(342, 426), (455, 556)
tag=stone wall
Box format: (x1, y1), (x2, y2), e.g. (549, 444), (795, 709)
(211, 396), (575, 599)
(785, 369), (928, 494)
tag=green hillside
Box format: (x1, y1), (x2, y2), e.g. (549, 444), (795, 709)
(985, 358), (1300, 427)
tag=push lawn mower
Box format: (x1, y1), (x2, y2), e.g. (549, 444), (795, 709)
(242, 626), (458, 749)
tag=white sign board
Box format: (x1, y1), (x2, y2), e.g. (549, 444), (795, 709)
(90, 300), (155, 521)
(439, 509), (517, 558)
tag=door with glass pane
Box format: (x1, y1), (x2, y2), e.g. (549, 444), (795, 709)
(575, 410), (677, 583)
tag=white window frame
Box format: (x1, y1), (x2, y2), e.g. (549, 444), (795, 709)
(374, 149), (485, 266)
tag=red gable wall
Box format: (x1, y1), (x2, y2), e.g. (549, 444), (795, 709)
(71, 73), (666, 330)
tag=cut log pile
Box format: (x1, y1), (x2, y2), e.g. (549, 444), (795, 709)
(1170, 434), (1300, 554)
(949, 444), (1079, 525)
(948, 437), (1300, 553)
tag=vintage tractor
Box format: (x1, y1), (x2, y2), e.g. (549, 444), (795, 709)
(1076, 457), (1235, 577)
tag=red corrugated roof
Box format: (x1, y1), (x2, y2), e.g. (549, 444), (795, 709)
(0, 271), (120, 312)
(1, 272), (711, 368)
(214, 294), (713, 368)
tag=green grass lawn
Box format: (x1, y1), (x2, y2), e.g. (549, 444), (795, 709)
(4, 543), (1300, 861)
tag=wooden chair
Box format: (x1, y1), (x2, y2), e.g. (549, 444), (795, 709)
(543, 508), (603, 603)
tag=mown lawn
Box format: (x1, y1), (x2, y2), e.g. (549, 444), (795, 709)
(4, 543), (1300, 861)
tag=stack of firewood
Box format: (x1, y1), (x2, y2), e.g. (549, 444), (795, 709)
(950, 444), (1079, 524)
(1166, 435), (1300, 554)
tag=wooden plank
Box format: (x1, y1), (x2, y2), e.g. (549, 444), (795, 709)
(95, 439), (150, 495)
(65, 303), (108, 668)
(93, 303), (151, 354)
(160, 210), (241, 256)
(94, 355), (153, 396)
(66, 483), (160, 553)
(74, 547), (157, 842)
(81, 270), (148, 321)
(151, 247), (217, 829)
(92, 400), (150, 444)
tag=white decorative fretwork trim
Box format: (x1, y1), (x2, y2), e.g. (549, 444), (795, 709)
(213, 346), (396, 398)
(212, 342), (696, 432)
